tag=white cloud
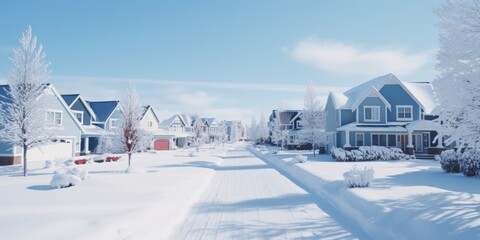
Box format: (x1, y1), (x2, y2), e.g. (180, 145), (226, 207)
(175, 90), (218, 108)
(287, 38), (432, 76)
(51, 75), (307, 93)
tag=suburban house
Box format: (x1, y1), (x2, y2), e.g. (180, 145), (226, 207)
(202, 117), (220, 143)
(268, 110), (309, 149)
(159, 113), (191, 149)
(325, 73), (443, 156)
(226, 120), (246, 142)
(61, 94), (106, 155)
(0, 84), (83, 165)
(86, 100), (121, 153)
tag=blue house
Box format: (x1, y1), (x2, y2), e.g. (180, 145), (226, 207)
(0, 84), (83, 165)
(325, 73), (443, 155)
(61, 94), (107, 155)
(86, 100), (121, 153)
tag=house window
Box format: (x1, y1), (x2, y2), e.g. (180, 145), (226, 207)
(110, 119), (118, 128)
(372, 134), (387, 146)
(46, 110), (62, 127)
(72, 110), (83, 124)
(297, 121), (303, 129)
(148, 121), (153, 128)
(364, 106), (380, 122)
(397, 106), (413, 121)
(356, 133), (364, 147)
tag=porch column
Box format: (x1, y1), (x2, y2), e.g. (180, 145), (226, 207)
(84, 137), (90, 154)
(437, 133), (443, 147)
(406, 130), (414, 154)
(344, 130), (351, 148)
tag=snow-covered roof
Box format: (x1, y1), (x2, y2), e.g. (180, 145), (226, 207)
(337, 122), (408, 132)
(202, 118), (217, 126)
(88, 101), (119, 123)
(351, 86), (391, 111)
(402, 82), (438, 115)
(179, 113), (193, 127)
(406, 120), (441, 131)
(159, 113), (186, 128)
(61, 94), (80, 106)
(329, 73), (438, 114)
(83, 125), (107, 136)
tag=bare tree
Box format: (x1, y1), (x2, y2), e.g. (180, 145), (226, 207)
(0, 26), (51, 176)
(218, 121), (228, 147)
(257, 113), (269, 143)
(249, 115), (258, 142)
(116, 83), (151, 168)
(300, 82), (327, 157)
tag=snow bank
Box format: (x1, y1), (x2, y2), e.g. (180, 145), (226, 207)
(332, 146), (409, 161)
(188, 151), (199, 157)
(343, 166), (374, 188)
(125, 166), (146, 174)
(292, 154), (307, 163)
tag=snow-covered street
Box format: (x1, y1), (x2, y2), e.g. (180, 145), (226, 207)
(170, 144), (364, 240)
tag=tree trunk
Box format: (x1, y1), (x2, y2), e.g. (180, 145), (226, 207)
(313, 140), (316, 157)
(23, 144), (27, 177)
(128, 153), (132, 167)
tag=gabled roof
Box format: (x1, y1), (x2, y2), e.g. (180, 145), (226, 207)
(141, 105), (160, 123)
(351, 86), (391, 111)
(202, 117), (217, 127)
(62, 94), (97, 120)
(160, 114), (185, 128)
(61, 94), (80, 106)
(272, 110), (300, 125)
(179, 113), (193, 127)
(0, 84), (85, 134)
(329, 73), (435, 112)
(88, 101), (119, 123)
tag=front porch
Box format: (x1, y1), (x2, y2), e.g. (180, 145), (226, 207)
(336, 120), (446, 157)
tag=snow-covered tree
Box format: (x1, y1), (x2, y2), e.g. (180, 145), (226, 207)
(249, 115), (258, 142)
(0, 26), (51, 176)
(189, 117), (207, 152)
(434, 0), (480, 149)
(115, 83), (151, 167)
(231, 121), (239, 143)
(257, 113), (269, 143)
(271, 105), (289, 149)
(300, 82), (327, 157)
(218, 121), (228, 147)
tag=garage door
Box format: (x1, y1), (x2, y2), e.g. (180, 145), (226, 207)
(29, 140), (74, 162)
(154, 139), (169, 151)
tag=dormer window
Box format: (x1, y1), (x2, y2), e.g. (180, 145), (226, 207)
(364, 106), (380, 122)
(397, 106), (413, 121)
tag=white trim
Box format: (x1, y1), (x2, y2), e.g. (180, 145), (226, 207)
(72, 110), (84, 124)
(46, 109), (63, 127)
(110, 118), (118, 129)
(396, 105), (413, 121)
(352, 86), (391, 111)
(364, 106), (380, 122)
(48, 85), (85, 134)
(77, 96), (97, 120)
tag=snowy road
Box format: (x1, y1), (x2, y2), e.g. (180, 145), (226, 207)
(170, 145), (362, 240)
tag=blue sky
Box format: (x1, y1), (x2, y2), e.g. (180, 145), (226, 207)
(0, 0), (442, 123)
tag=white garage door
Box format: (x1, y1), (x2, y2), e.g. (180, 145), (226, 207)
(28, 140), (74, 162)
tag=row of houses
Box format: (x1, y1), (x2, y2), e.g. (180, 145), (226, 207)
(269, 73), (446, 157)
(0, 84), (246, 166)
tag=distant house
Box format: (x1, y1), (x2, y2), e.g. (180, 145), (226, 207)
(61, 94), (106, 155)
(202, 117), (220, 143)
(159, 113), (191, 149)
(225, 120), (246, 142)
(0, 84), (83, 166)
(268, 110), (308, 149)
(325, 73), (443, 156)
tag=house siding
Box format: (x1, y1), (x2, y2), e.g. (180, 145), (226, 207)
(105, 109), (121, 131)
(71, 99), (92, 125)
(325, 96), (337, 132)
(379, 84), (420, 122)
(340, 109), (355, 125)
(358, 97), (387, 123)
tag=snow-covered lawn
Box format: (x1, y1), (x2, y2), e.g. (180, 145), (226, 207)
(0, 146), (227, 240)
(251, 146), (480, 239)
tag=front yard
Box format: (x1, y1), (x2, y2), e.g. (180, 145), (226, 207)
(251, 146), (480, 239)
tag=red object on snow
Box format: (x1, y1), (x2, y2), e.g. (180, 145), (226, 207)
(106, 156), (121, 162)
(74, 159), (87, 165)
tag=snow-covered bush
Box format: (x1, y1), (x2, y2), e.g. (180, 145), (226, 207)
(293, 154), (307, 163)
(50, 167), (89, 189)
(439, 149), (461, 173)
(343, 166), (374, 188)
(460, 149), (480, 177)
(332, 146), (408, 161)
